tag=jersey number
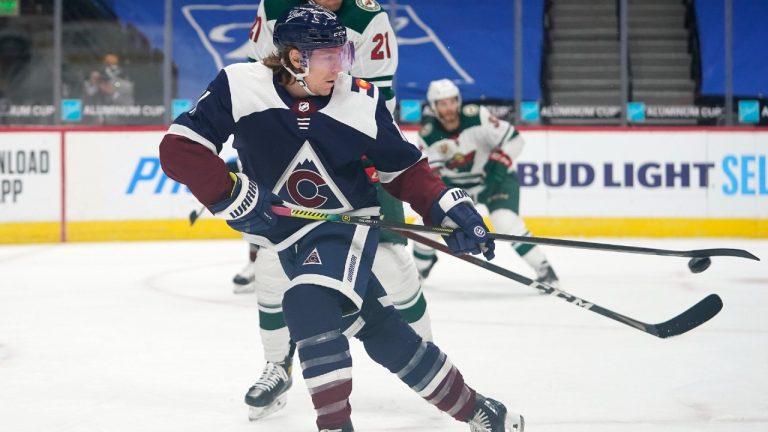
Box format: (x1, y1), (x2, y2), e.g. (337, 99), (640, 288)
(371, 33), (391, 60)
(248, 16), (262, 42)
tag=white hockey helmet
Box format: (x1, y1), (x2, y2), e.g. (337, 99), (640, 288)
(427, 79), (462, 114)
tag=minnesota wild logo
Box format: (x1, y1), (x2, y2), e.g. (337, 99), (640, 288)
(356, 0), (381, 12)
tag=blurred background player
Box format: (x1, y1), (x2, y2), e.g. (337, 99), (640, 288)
(248, 0), (398, 111)
(237, 0), (435, 422)
(415, 79), (560, 288)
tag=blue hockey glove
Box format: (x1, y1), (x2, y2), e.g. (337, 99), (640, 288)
(429, 188), (495, 260)
(210, 172), (282, 234)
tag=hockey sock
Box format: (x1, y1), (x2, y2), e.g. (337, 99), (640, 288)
(517, 245), (551, 277)
(283, 284), (352, 430)
(354, 280), (475, 422)
(257, 295), (291, 363)
(489, 208), (552, 276)
(392, 288), (433, 341)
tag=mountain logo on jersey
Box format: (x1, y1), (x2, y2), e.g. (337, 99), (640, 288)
(273, 141), (352, 212)
(303, 248), (323, 265)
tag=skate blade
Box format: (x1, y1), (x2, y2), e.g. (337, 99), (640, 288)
(247, 393), (287, 421)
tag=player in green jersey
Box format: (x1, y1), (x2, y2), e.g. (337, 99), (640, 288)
(414, 79), (560, 288)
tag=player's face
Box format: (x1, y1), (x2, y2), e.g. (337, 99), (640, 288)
(312, 0), (342, 12)
(304, 45), (354, 95)
(435, 97), (460, 123)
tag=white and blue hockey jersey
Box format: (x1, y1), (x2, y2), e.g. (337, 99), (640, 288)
(160, 62), (445, 248)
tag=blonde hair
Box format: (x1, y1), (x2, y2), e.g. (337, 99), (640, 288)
(262, 48), (303, 87)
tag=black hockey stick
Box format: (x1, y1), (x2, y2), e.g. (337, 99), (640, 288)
(189, 205), (206, 226)
(389, 229), (723, 338)
(270, 206), (760, 261)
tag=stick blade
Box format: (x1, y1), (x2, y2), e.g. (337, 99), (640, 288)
(689, 249), (760, 261)
(189, 210), (200, 226)
(651, 294), (723, 338)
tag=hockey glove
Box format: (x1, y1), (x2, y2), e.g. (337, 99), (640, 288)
(477, 184), (495, 205)
(210, 172), (282, 234)
(429, 188), (495, 260)
(484, 149), (513, 185)
(478, 149), (512, 204)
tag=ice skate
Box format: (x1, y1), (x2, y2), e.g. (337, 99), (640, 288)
(232, 261), (256, 294)
(467, 394), (524, 432)
(535, 261), (560, 289)
(245, 356), (292, 420)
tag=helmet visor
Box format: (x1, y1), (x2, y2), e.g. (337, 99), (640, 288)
(305, 41), (355, 73)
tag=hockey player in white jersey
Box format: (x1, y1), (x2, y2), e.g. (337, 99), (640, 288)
(159, 5), (523, 431)
(237, 0), (434, 422)
(415, 79), (560, 288)
(248, 0), (398, 111)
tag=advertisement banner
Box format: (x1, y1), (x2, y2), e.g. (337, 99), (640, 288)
(65, 131), (237, 221)
(0, 132), (61, 221)
(516, 131), (767, 218)
(2, 128), (765, 242)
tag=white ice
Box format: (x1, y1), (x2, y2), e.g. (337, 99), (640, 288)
(1, 238), (766, 432)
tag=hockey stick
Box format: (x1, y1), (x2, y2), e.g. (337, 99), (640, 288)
(388, 229), (723, 338)
(189, 205), (206, 226)
(270, 206), (760, 261)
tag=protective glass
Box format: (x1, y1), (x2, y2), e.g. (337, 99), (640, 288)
(303, 41), (355, 73)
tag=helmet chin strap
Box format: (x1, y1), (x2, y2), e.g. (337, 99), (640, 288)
(280, 59), (318, 96)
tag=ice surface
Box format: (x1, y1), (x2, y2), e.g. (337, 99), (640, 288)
(1, 238), (766, 431)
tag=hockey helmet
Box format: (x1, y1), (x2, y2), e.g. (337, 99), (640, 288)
(274, 4), (347, 52)
(427, 79), (462, 114)
(274, 4), (354, 77)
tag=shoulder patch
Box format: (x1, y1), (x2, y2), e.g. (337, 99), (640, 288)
(356, 78), (371, 89)
(351, 78), (375, 98)
(419, 122), (433, 137)
(355, 0), (381, 12)
(462, 104), (480, 116)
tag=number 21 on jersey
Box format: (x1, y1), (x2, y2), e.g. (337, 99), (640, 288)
(371, 32), (391, 60)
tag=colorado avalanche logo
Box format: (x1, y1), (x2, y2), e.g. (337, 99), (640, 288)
(286, 169), (328, 207)
(273, 141), (352, 212)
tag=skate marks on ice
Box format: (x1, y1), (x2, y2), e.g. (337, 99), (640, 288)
(0, 239), (765, 432)
(143, 259), (260, 309)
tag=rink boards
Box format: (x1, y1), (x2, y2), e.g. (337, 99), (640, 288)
(0, 126), (766, 243)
